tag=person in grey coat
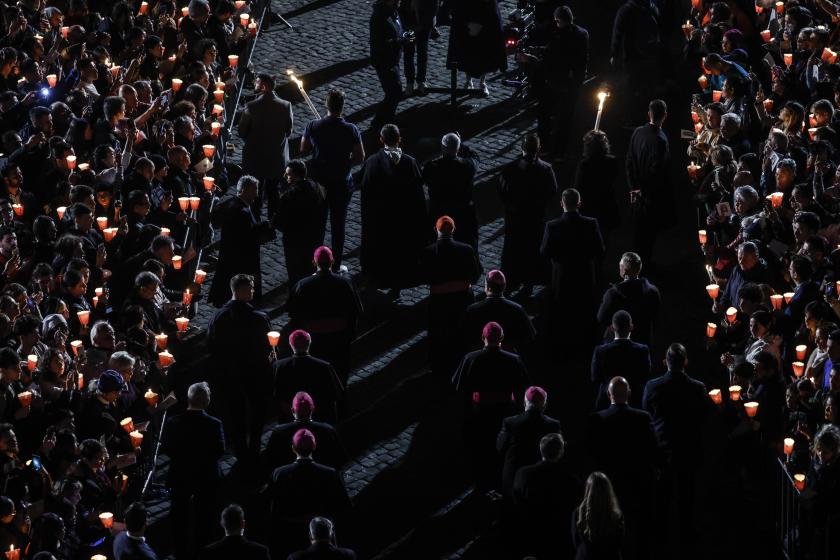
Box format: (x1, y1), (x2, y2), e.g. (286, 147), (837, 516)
(238, 72), (293, 221)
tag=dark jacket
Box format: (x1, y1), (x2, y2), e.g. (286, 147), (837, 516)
(270, 459), (352, 523)
(496, 408), (561, 495)
(422, 149), (479, 250)
(238, 92), (294, 180)
(272, 354), (344, 424)
(369, 1), (404, 68)
(591, 338), (651, 409)
(287, 541), (357, 560)
(263, 418), (347, 472)
(207, 299), (274, 380)
(113, 531), (159, 560)
(200, 535), (271, 560)
(540, 211), (605, 302)
(626, 123), (670, 208)
(464, 295), (536, 353)
(596, 277), (661, 347)
(160, 409), (225, 486)
(642, 370), (709, 464)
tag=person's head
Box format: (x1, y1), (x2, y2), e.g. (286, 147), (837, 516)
(611, 310), (632, 338)
(561, 188), (580, 212)
(255, 73), (275, 95)
(776, 158), (797, 190)
(524, 386), (547, 411)
(109, 351), (136, 383)
(221, 504), (245, 536)
(90, 321), (116, 349)
(96, 369), (124, 402)
(150, 235), (175, 265)
(582, 130), (610, 159)
(749, 310), (773, 339)
(793, 211), (820, 244)
(436, 215), (455, 237)
(187, 381), (211, 410)
(230, 273), (255, 302)
(292, 391), (315, 420)
(789, 255), (813, 285)
(737, 283), (763, 315)
(309, 517), (335, 544)
(539, 432), (565, 462)
(0, 347), (20, 383)
(134, 271), (160, 301)
(0, 423), (17, 455)
(577, 471), (623, 542)
(608, 377), (630, 405)
(485, 269), (506, 295)
(814, 424), (840, 466)
(167, 145), (190, 171)
(522, 133), (540, 157)
(292, 428), (316, 458)
(0, 226), (16, 258)
(827, 329), (840, 363)
(665, 343), (688, 372)
(313, 246), (334, 271)
(733, 185), (760, 216)
(0, 496), (15, 524)
(325, 89), (345, 116)
(619, 252), (642, 279)
(71, 202), (92, 232)
(236, 175), (259, 204)
(124, 502), (147, 535)
(79, 438), (108, 470)
(816, 322), (837, 351)
(737, 242), (759, 271)
(285, 159), (307, 183)
(290, 329), (311, 355)
(380, 124), (400, 148)
(648, 99), (667, 126)
(482, 322), (503, 347)
(441, 132), (460, 156)
(189, 0), (211, 23)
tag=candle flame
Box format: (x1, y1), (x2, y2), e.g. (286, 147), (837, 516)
(597, 91), (608, 103)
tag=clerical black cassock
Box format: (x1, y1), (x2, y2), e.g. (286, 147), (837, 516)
(286, 269), (363, 385)
(274, 178), (327, 287)
(358, 148), (430, 289)
(452, 345), (530, 489)
(272, 354), (344, 425)
(498, 154), (557, 291)
(418, 233), (481, 376)
(422, 146), (480, 252)
(463, 295), (536, 354)
(262, 418), (347, 473)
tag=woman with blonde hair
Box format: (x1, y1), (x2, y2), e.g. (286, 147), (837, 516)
(572, 471), (624, 560)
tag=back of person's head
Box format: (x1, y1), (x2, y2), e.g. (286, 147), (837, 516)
(790, 255), (814, 282)
(290, 329), (311, 353)
(522, 133), (540, 156)
(486, 269), (506, 294)
(221, 504), (245, 535)
(524, 386), (547, 410)
(292, 392), (315, 418)
(124, 502), (147, 533)
(286, 159), (307, 180)
(292, 428), (316, 456)
(256, 73), (276, 91)
(619, 252), (642, 277)
(325, 89), (345, 114)
(441, 132), (460, 155)
(187, 381), (211, 409)
(482, 321), (504, 346)
(665, 343), (688, 371)
(436, 215), (455, 236)
(608, 377), (630, 404)
(539, 432), (565, 461)
(561, 188), (580, 209)
(611, 310), (632, 337)
(577, 471), (623, 543)
(554, 5), (573, 23)
(314, 246), (334, 269)
(310, 516), (334, 543)
(649, 99), (667, 123)
(0, 347), (20, 370)
(230, 273), (254, 299)
(380, 124), (400, 147)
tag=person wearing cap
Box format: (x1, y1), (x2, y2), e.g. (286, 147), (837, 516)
(422, 132), (480, 253)
(287, 246), (363, 386)
(263, 391), (347, 473)
(591, 310), (651, 410)
(269, 428), (352, 559)
(463, 269), (535, 356)
(419, 215), (480, 376)
(586, 376), (658, 560)
(496, 386), (560, 497)
(357, 124), (430, 300)
(287, 516), (357, 560)
(452, 321), (530, 489)
(75, 369), (131, 453)
(199, 503), (271, 560)
(499, 133), (557, 297)
(271, 332), (344, 425)
(274, 159), (327, 288)
(207, 273), (273, 458)
(161, 381), (225, 559)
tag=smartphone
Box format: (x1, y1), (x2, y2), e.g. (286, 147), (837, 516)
(30, 456), (42, 471)
(160, 92), (169, 107)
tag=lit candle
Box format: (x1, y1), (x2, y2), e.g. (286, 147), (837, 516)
(729, 385), (742, 402)
(712, 90), (722, 103)
(110, 65), (121, 77)
(775, 1), (784, 14)
(823, 47), (838, 64)
(139, 1), (148, 14)
(158, 351), (174, 367)
(213, 89), (224, 103)
(215, 81), (226, 91)
(189, 196), (201, 211)
(92, 296), (98, 308)
(212, 103), (224, 116)
(792, 361), (804, 377)
(706, 283), (720, 300)
(693, 122), (703, 135)
(78, 163), (90, 171)
(175, 317), (189, 332)
(770, 294), (783, 309)
(228, 54), (239, 68)
(96, 216), (108, 231)
(56, 206), (66, 219)
(194, 269), (207, 284)
(794, 473), (805, 491)
(744, 401), (759, 418)
(103, 227), (117, 242)
(27, 354), (37, 370)
(182, 289), (192, 306)
(708, 389), (722, 405)
(267, 331), (281, 347)
(697, 75), (709, 89)
(66, 155), (77, 169)
(698, 229), (707, 244)
(211, 121), (222, 136)
(202, 144), (216, 158)
(784, 292), (794, 304)
(60, 26), (69, 38)
(46, 74), (57, 88)
(784, 437), (795, 457)
(70, 340), (83, 355)
(783, 53), (793, 66)
(240, 13), (250, 27)
(99, 512), (114, 529)
(235, 0), (246, 9)
(92, 554), (107, 560)
(687, 161), (700, 179)
(120, 417), (134, 434)
(77, 310), (90, 326)
(17, 391), (32, 407)
(808, 127), (817, 141)
(768, 191), (784, 208)
(155, 333), (168, 351)
(12, 204), (23, 216)
(77, 373), (84, 390)
(763, 98), (774, 112)
(681, 21), (693, 39)
(203, 176), (215, 191)
(726, 307), (738, 323)
(795, 345), (808, 361)
(761, 29), (772, 42)
(691, 111), (700, 124)
(160, 227), (170, 236)
(145, 389), (159, 406)
(249, 21), (257, 36)
(178, 197), (190, 211)
(7, 546), (19, 560)
(171, 78), (182, 92)
(129, 430), (143, 448)
(706, 322), (717, 338)
(171, 255), (182, 270)
(809, 113), (817, 128)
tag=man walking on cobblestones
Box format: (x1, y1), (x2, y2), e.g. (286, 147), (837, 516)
(370, 0), (411, 127)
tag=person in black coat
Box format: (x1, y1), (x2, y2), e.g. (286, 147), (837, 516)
(586, 377), (659, 560)
(369, 0), (408, 126)
(575, 130), (619, 234)
(287, 247), (363, 385)
(452, 322), (530, 489)
(591, 310), (651, 410)
(446, 0), (506, 95)
(499, 134), (557, 295)
(419, 216), (481, 376)
(272, 332), (344, 425)
(422, 133), (479, 252)
(626, 99), (671, 265)
(496, 386), (561, 496)
(263, 392), (348, 474)
(160, 382), (225, 559)
(287, 517), (356, 560)
(207, 274), (273, 458)
(270, 430), (352, 560)
(513, 432), (582, 560)
(399, 0), (438, 95)
(597, 251), (661, 348)
(358, 125), (430, 296)
(642, 344), (710, 548)
(113, 502), (158, 560)
(199, 504), (271, 560)
(208, 175), (275, 306)
(463, 269), (536, 356)
(274, 160), (327, 288)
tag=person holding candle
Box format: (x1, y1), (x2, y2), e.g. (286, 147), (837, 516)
(591, 311), (652, 410)
(75, 370), (128, 449)
(714, 242), (769, 314)
(597, 252), (661, 348)
(0, 348), (26, 423)
(0, 164), (38, 226)
(161, 381), (224, 558)
(575, 130), (620, 236)
(784, 256), (822, 331)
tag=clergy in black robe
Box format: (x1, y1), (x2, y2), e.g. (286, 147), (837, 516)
(422, 133), (480, 253)
(208, 176), (275, 306)
(206, 273), (273, 458)
(418, 216), (481, 376)
(272, 330), (344, 425)
(446, 0), (507, 82)
(358, 125), (430, 292)
(464, 269), (536, 356)
(287, 247), (363, 385)
(452, 322), (530, 489)
(274, 160), (327, 288)
(499, 135), (557, 293)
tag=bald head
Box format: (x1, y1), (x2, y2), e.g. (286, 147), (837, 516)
(608, 376), (630, 405)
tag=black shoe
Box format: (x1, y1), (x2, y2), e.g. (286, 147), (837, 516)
(430, 26), (440, 39)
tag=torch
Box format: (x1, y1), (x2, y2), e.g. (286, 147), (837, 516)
(287, 70), (321, 119)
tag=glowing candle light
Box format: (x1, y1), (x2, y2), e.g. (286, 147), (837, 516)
(698, 229), (707, 244)
(202, 144), (216, 158)
(706, 322), (717, 338)
(96, 216), (108, 231)
(792, 362), (804, 377)
(155, 333), (168, 351)
(145, 389), (158, 406)
(70, 340), (83, 355)
(744, 401), (759, 418)
(27, 354), (37, 370)
(99, 512), (114, 529)
(129, 430), (143, 448)
(726, 307), (738, 323)
(770, 294), (783, 309)
(228, 55), (239, 68)
(784, 292), (794, 304)
(268, 331), (281, 347)
(120, 417), (134, 434)
(194, 269), (207, 284)
(729, 385), (742, 401)
(175, 317), (189, 332)
(158, 351), (174, 367)
(796, 345), (808, 361)
(794, 473), (805, 491)
(708, 389), (722, 405)
(66, 155), (76, 169)
(784, 437), (794, 457)
(46, 74), (57, 88)
(171, 78), (182, 92)
(706, 284), (720, 300)
(171, 255), (182, 270)
(203, 176), (215, 191)
(77, 310), (90, 326)
(12, 204), (23, 217)
(56, 206), (66, 219)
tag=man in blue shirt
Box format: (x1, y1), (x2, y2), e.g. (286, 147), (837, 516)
(113, 502), (158, 560)
(301, 89), (365, 272)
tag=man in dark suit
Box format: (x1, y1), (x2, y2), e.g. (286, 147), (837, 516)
(263, 392), (348, 473)
(512, 433), (581, 559)
(207, 273), (274, 458)
(200, 504), (271, 560)
(642, 343), (710, 549)
(496, 386), (561, 496)
(288, 517), (356, 560)
(161, 382), (225, 559)
(113, 502), (158, 560)
(369, 0), (408, 127)
(270, 429), (352, 559)
(273, 330), (344, 425)
(540, 188), (605, 347)
(238, 73), (293, 220)
(591, 310), (651, 409)
(463, 269), (536, 356)
(586, 377), (659, 560)
(597, 251), (661, 347)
